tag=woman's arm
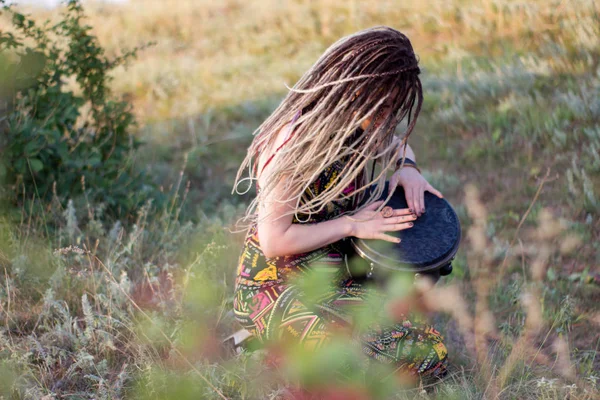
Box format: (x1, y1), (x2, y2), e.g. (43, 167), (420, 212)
(397, 139), (416, 162)
(256, 122), (351, 257)
(257, 183), (416, 258)
(256, 126), (416, 258)
(390, 138), (443, 217)
(256, 182), (354, 258)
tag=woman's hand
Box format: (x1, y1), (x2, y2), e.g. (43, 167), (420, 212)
(390, 168), (443, 217)
(346, 200), (417, 243)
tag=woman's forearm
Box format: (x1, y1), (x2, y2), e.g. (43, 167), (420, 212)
(401, 142), (416, 162)
(261, 216), (353, 258)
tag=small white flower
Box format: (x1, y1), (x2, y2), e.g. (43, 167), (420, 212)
(536, 377), (547, 387)
(562, 383), (577, 393)
(536, 377), (558, 388)
(54, 245), (86, 256)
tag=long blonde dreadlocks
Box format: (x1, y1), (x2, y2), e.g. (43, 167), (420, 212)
(233, 26), (423, 227)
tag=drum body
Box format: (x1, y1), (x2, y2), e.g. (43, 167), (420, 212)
(343, 182), (461, 284)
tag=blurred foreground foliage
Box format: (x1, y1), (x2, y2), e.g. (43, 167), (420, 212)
(0, 0), (160, 224)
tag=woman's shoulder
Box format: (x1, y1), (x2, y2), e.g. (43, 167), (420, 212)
(257, 122), (295, 184)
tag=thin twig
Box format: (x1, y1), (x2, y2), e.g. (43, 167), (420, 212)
(498, 168), (554, 277)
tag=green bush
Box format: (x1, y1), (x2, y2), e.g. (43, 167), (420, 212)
(0, 0), (159, 223)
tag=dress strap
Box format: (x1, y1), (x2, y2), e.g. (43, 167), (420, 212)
(259, 109), (303, 176)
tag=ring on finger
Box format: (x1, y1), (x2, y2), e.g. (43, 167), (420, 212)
(381, 206), (393, 218)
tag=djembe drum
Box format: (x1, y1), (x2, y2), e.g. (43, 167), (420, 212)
(342, 182), (461, 284)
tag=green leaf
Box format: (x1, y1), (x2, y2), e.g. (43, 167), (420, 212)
(568, 273), (581, 282)
(12, 13), (25, 27)
(28, 158), (43, 173)
(88, 154), (102, 167)
(24, 140), (41, 156)
(492, 128), (501, 143)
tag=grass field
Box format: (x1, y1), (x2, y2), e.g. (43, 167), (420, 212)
(1, 0), (599, 398)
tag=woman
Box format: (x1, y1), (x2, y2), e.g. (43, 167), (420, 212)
(232, 26), (448, 379)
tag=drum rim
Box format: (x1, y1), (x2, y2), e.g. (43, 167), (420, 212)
(350, 232), (461, 272)
(349, 197), (462, 273)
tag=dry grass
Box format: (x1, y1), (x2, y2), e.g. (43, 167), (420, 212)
(9, 0), (597, 123)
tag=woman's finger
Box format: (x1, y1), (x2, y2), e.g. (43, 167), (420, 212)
(392, 208), (414, 217)
(383, 215), (417, 225)
(386, 221), (414, 232)
(375, 233), (402, 243)
(412, 189), (421, 216)
(419, 187), (425, 214)
(426, 184), (444, 198)
(405, 188), (415, 213)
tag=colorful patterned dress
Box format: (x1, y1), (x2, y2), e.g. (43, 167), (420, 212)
(233, 152), (448, 379)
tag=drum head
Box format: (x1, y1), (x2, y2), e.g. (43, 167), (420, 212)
(351, 182), (461, 273)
